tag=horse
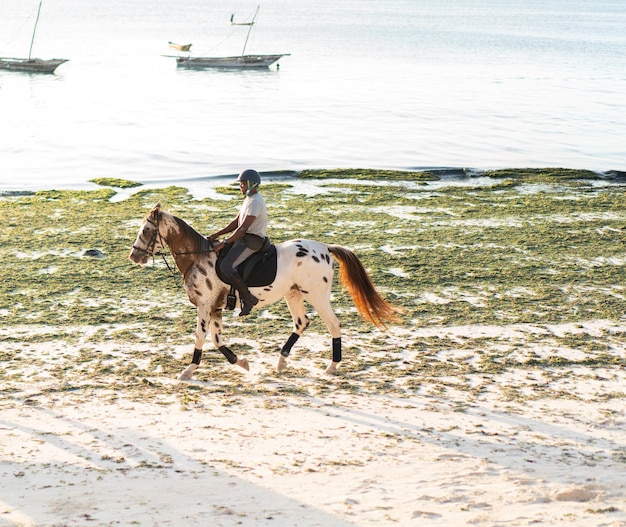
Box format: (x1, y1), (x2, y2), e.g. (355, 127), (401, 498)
(129, 204), (400, 380)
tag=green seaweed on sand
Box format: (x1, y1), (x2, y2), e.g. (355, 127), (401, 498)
(90, 178), (143, 189)
(0, 168), (625, 404)
(298, 168), (439, 181)
(483, 167), (600, 182)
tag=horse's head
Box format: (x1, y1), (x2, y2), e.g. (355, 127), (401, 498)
(129, 203), (168, 265)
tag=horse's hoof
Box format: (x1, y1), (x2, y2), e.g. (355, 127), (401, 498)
(277, 355), (288, 371)
(325, 362), (339, 375)
(237, 358), (250, 371)
(178, 364), (197, 381)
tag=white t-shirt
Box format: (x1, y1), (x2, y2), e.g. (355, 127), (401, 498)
(238, 192), (267, 238)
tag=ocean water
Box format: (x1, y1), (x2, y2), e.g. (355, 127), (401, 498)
(0, 0), (624, 192)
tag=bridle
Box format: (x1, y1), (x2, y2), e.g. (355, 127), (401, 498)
(131, 214), (181, 277)
(132, 215), (164, 260)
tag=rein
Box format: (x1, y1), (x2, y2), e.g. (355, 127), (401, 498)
(158, 246), (215, 279)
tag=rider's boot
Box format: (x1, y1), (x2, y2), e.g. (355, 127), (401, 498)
(228, 272), (259, 316)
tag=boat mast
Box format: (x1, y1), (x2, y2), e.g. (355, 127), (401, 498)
(231, 5), (259, 56)
(28, 0), (43, 60)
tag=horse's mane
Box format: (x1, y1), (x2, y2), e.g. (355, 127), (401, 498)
(162, 210), (208, 250)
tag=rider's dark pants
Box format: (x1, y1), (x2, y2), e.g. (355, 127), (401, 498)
(219, 239), (256, 278)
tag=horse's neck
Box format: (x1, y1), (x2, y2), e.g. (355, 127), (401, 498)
(161, 213), (213, 274)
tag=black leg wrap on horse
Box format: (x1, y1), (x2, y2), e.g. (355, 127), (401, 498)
(192, 348), (202, 365)
(332, 337), (342, 363)
(219, 345), (238, 364)
(281, 332), (300, 357)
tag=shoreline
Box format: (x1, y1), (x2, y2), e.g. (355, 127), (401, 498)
(2, 167), (625, 198)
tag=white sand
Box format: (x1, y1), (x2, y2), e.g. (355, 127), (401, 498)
(1, 320), (626, 527)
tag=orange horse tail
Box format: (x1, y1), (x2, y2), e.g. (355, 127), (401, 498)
(328, 245), (402, 330)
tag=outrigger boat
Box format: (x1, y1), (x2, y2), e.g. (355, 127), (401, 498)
(0, 1), (68, 74)
(170, 6), (289, 70)
(177, 53), (287, 69)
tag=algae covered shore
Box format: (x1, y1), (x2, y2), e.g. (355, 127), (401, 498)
(1, 168), (626, 526)
(1, 167), (625, 394)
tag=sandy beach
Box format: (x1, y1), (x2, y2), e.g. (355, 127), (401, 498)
(1, 170), (625, 526)
(1, 320), (625, 526)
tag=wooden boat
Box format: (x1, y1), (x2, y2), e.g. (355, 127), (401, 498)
(0, 1), (68, 74)
(0, 57), (67, 73)
(176, 53), (288, 69)
(168, 42), (192, 52)
(173, 6), (289, 70)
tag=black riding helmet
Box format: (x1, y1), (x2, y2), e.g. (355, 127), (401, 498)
(237, 169), (261, 185)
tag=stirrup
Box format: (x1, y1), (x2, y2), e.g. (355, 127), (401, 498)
(226, 291), (237, 310)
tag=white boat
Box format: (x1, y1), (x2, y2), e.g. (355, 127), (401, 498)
(0, 1), (68, 74)
(172, 6), (289, 70)
(168, 42), (192, 52)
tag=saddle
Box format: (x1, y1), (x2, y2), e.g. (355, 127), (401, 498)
(215, 237), (278, 309)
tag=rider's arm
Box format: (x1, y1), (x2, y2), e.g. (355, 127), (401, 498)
(224, 215), (256, 244)
(209, 215), (240, 239)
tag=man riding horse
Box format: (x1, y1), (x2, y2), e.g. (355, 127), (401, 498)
(209, 169), (267, 316)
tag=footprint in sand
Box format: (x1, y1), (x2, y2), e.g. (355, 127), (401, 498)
(412, 510), (442, 519)
(554, 486), (602, 502)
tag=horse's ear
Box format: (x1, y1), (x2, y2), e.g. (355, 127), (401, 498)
(150, 203), (161, 217)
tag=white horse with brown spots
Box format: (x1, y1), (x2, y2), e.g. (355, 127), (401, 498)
(129, 204), (399, 379)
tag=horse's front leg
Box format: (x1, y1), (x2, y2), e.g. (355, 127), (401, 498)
(178, 304), (211, 381)
(211, 308), (249, 371)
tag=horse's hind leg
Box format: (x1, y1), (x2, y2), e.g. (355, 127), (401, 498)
(277, 288), (310, 371)
(308, 298), (342, 375)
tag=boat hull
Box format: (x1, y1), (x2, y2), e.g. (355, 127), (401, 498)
(0, 57), (68, 74)
(176, 54), (288, 69)
(168, 42), (192, 52)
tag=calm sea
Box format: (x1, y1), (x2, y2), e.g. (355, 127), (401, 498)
(0, 0), (624, 192)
